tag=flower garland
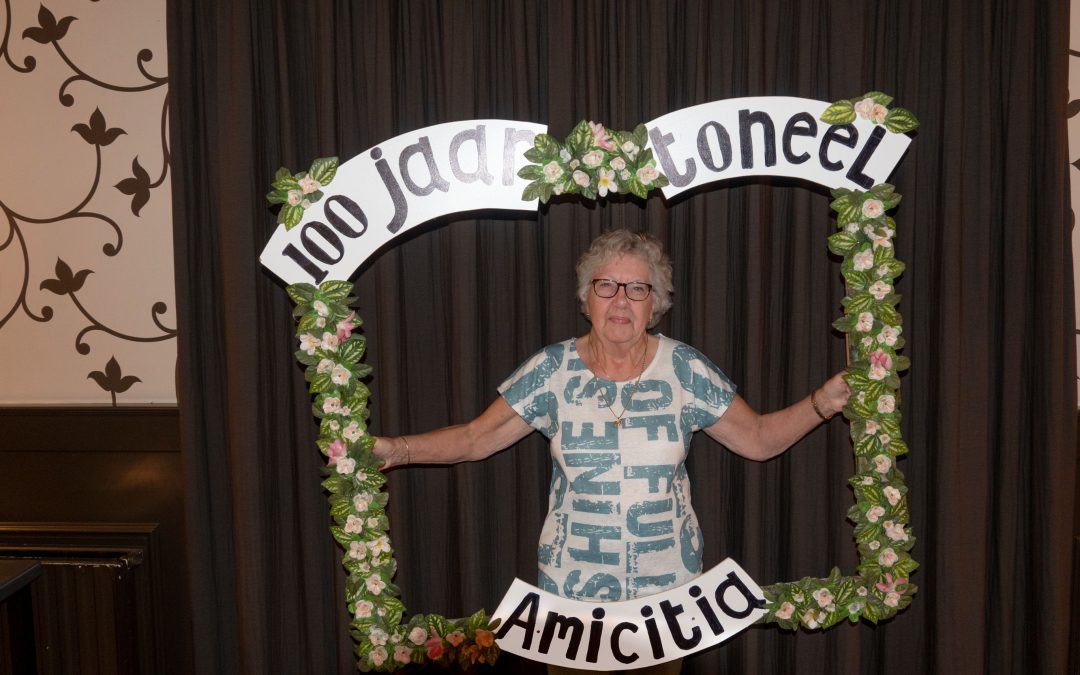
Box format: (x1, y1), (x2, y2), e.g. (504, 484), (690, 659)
(290, 281), (500, 671)
(516, 120), (668, 202)
(758, 93), (920, 629)
(759, 181), (919, 629)
(274, 93), (919, 670)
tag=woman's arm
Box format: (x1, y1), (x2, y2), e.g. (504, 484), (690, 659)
(373, 396), (533, 469)
(703, 371), (851, 462)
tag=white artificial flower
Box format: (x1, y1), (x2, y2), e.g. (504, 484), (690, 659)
(331, 365), (352, 386)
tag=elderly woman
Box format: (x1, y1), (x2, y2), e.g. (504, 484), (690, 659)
(374, 230), (849, 674)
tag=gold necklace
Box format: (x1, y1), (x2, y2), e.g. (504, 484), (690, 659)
(592, 337), (649, 427)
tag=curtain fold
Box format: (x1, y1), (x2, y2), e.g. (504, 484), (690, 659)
(168, 1), (1074, 673)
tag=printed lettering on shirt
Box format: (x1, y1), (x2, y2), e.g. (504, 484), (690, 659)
(562, 421), (619, 450)
(538, 513), (569, 567)
(621, 414), (679, 442)
(623, 465), (676, 493)
(562, 570), (622, 601)
(626, 499), (675, 537)
(622, 379), (673, 411)
(502, 343), (565, 406)
(565, 452), (621, 495)
(679, 516), (704, 573)
(568, 522), (621, 566)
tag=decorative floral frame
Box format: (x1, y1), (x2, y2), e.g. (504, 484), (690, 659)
(275, 92), (919, 671)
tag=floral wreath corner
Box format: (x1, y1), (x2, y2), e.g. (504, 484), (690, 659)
(274, 92), (919, 671)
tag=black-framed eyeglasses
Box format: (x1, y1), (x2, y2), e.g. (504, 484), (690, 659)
(591, 278), (653, 301)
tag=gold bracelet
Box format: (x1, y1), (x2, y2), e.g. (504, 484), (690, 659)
(400, 436), (411, 465)
(810, 389), (832, 421)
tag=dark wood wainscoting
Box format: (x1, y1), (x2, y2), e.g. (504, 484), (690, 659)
(0, 408), (189, 674)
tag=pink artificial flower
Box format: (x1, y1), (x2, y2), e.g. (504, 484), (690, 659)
(862, 199), (885, 219)
(871, 104), (888, 124)
(589, 121), (616, 151)
(446, 631), (466, 647)
(853, 249), (874, 271)
(394, 646), (411, 664)
(775, 601), (795, 620)
(425, 630), (445, 660)
(327, 439), (347, 465)
(636, 165), (659, 185)
(409, 627), (428, 645)
(875, 572), (908, 594)
(854, 98), (875, 120)
(336, 311), (357, 341)
(877, 548), (899, 567)
(370, 646), (387, 666)
(869, 349), (893, 371)
(582, 149), (604, 168)
(812, 588), (833, 608)
(299, 174), (320, 194)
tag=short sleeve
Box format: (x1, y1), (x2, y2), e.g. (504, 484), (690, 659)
(670, 342), (737, 431)
(497, 342), (565, 437)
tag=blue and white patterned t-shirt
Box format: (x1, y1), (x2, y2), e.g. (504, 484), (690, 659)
(498, 335), (736, 602)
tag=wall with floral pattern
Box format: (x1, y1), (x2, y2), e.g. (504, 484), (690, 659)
(0, 0), (175, 405)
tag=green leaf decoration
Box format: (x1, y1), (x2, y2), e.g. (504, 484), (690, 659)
(280, 204), (304, 230)
(533, 133), (560, 158)
(517, 164), (543, 181)
(821, 100), (856, 125)
(521, 180), (543, 203)
(884, 107), (920, 134)
(828, 232), (860, 256)
(320, 280), (353, 300)
(309, 156), (339, 186)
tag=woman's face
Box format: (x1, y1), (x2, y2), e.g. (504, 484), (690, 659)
(586, 254), (654, 346)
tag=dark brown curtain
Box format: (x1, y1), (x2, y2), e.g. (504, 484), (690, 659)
(167, 1), (1074, 673)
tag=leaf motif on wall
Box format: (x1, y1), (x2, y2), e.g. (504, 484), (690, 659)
(87, 356), (141, 406)
(116, 157), (152, 216)
(22, 6), (77, 44)
(1069, 100), (1080, 119)
(71, 108), (125, 146)
(39, 258), (92, 295)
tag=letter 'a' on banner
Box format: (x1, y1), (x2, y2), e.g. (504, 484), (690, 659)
(260, 120), (547, 286)
(492, 559), (767, 671)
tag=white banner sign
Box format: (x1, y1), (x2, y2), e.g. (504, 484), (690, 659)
(260, 99), (913, 284)
(260, 120), (546, 285)
(645, 97), (911, 198)
(492, 559), (767, 670)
